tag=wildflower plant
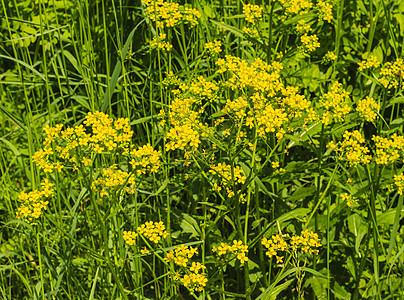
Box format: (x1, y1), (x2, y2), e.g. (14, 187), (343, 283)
(16, 179), (54, 224)
(164, 245), (208, 294)
(4, 0), (404, 299)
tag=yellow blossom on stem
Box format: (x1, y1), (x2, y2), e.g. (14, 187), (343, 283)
(394, 174), (404, 195)
(356, 97), (380, 122)
(319, 82), (351, 125)
(243, 4), (263, 24)
(358, 54), (381, 71)
(332, 130), (372, 167)
(205, 40), (222, 55)
(316, 1), (333, 23)
(372, 134), (404, 165)
(212, 240), (249, 264)
(340, 193), (359, 208)
(137, 221), (169, 244)
(16, 179), (54, 224)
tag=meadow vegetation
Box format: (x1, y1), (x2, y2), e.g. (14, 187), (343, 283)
(1, 0), (404, 299)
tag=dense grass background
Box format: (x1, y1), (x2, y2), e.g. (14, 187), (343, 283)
(1, 0), (404, 299)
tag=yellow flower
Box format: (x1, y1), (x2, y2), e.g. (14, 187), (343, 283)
(279, 0), (313, 16)
(16, 180), (54, 224)
(319, 82), (351, 125)
(316, 1), (333, 23)
(358, 54), (380, 71)
(243, 4), (263, 24)
(165, 245), (198, 267)
(123, 231), (138, 246)
(141, 248), (150, 254)
(322, 51), (337, 63)
(356, 97), (380, 122)
(372, 134), (404, 164)
(300, 33), (320, 54)
(394, 173), (404, 195)
(205, 40), (222, 55)
(333, 130), (372, 166)
(212, 240), (248, 264)
(340, 193), (359, 208)
(379, 58), (404, 89)
(137, 221), (169, 244)
(149, 33), (172, 51)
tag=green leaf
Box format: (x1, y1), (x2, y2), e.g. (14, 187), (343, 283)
(377, 208), (404, 225)
(287, 185), (316, 201)
(347, 214), (368, 257)
(0, 54), (45, 81)
(180, 213), (201, 238)
(210, 20), (245, 39)
(333, 280), (351, 299)
(0, 105), (27, 131)
(306, 275), (327, 300)
(101, 20), (145, 112)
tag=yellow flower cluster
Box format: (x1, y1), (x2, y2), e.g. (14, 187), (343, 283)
(300, 33), (320, 54)
(319, 81), (351, 125)
(243, 4), (263, 24)
(137, 221), (169, 243)
(280, 86), (311, 118)
(149, 33), (172, 51)
(16, 179), (54, 224)
(123, 221), (169, 247)
(163, 77), (216, 151)
(223, 96), (248, 121)
(261, 234), (288, 263)
(329, 130), (371, 167)
(213, 56), (306, 140)
(340, 193), (359, 208)
(209, 163), (246, 199)
(34, 113), (162, 196)
(34, 112), (133, 173)
(181, 262), (208, 293)
(372, 134), (404, 164)
(163, 56), (314, 159)
(262, 230), (321, 264)
(204, 40), (222, 55)
(84, 111), (132, 152)
(123, 231), (138, 246)
(162, 71), (181, 87)
(296, 20), (311, 33)
(91, 167), (136, 197)
(166, 124), (201, 151)
(278, 0), (313, 16)
(169, 94), (200, 126)
(165, 244), (198, 266)
(242, 27), (260, 38)
(142, 0), (200, 28)
(189, 76), (219, 100)
(182, 7), (202, 27)
(216, 55), (283, 96)
(379, 58), (404, 89)
(356, 96), (380, 122)
(322, 51), (337, 63)
(246, 93), (289, 138)
(358, 54), (380, 71)
(316, 1), (333, 23)
(165, 245), (207, 293)
(129, 144), (161, 175)
(212, 240), (249, 264)
(290, 230), (322, 254)
(394, 174), (404, 195)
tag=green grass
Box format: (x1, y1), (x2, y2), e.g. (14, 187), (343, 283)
(1, 0), (404, 299)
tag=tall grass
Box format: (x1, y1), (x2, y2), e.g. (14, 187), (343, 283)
(1, 0), (404, 299)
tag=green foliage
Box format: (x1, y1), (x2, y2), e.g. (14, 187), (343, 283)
(1, 0), (404, 299)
